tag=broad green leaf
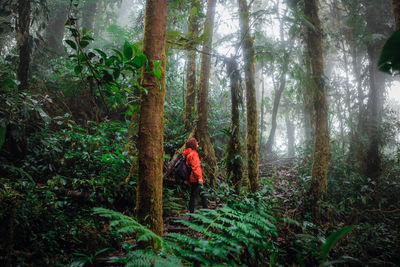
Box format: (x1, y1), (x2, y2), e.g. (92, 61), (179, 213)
(112, 49), (124, 61)
(153, 60), (161, 68)
(65, 39), (77, 50)
(74, 65), (83, 75)
(123, 41), (133, 60)
(153, 69), (161, 79)
(35, 107), (52, 124)
(190, 6), (198, 16)
(95, 49), (107, 61)
(132, 54), (146, 68)
(319, 226), (354, 263)
(378, 30), (400, 75)
(0, 78), (17, 88)
(80, 40), (89, 48)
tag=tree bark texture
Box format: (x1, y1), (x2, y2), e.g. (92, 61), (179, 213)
(45, 2), (68, 55)
(184, 0), (200, 131)
(82, 0), (97, 31)
(239, 0), (259, 192)
(195, 0), (218, 187)
(304, 0), (330, 210)
(136, 0), (167, 237)
(226, 58), (243, 193)
(393, 0), (400, 30)
(17, 0), (31, 91)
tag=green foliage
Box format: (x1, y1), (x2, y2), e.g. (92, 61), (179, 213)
(319, 226), (354, 263)
(167, 201), (278, 266)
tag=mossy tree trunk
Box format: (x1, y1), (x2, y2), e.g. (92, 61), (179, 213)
(226, 58), (243, 193)
(17, 0), (30, 91)
(184, 0), (200, 132)
(195, 0), (218, 187)
(45, 2), (68, 55)
(238, 0), (259, 192)
(136, 0), (167, 237)
(393, 0), (400, 30)
(304, 0), (330, 214)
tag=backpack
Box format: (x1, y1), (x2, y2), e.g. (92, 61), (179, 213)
(173, 156), (192, 182)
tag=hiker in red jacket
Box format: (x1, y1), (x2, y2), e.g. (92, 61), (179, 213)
(183, 137), (208, 213)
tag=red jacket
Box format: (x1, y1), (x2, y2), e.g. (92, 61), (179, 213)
(183, 148), (203, 184)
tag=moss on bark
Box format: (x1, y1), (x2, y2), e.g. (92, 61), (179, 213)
(195, 0), (218, 187)
(225, 58), (243, 192)
(238, 0), (259, 193)
(304, 0), (330, 217)
(136, 0), (167, 237)
(184, 0), (200, 131)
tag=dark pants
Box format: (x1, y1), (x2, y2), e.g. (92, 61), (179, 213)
(189, 183), (208, 213)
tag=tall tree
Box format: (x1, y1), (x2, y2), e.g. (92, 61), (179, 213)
(17, 0), (31, 91)
(304, 0), (330, 214)
(393, 0), (400, 30)
(238, 0), (259, 192)
(136, 0), (167, 237)
(45, 2), (68, 55)
(81, 0), (97, 31)
(184, 0), (200, 131)
(195, 0), (218, 187)
(364, 0), (391, 179)
(225, 58), (243, 192)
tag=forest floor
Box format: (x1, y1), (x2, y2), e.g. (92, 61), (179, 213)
(163, 157), (301, 238)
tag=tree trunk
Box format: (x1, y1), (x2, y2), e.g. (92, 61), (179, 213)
(17, 0), (30, 91)
(285, 113), (295, 157)
(265, 52), (290, 155)
(46, 2), (68, 55)
(305, 0), (330, 215)
(393, 0), (400, 30)
(364, 1), (388, 179)
(136, 0), (167, 237)
(238, 0), (259, 192)
(226, 58), (243, 193)
(184, 0), (200, 131)
(195, 0), (218, 187)
(260, 72), (265, 150)
(82, 0), (97, 31)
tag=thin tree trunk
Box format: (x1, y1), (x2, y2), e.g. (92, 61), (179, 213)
(285, 113), (295, 157)
(226, 58), (243, 193)
(393, 0), (400, 30)
(239, 0), (259, 192)
(136, 0), (167, 237)
(260, 72), (265, 150)
(17, 0), (30, 91)
(184, 0), (200, 131)
(364, 1), (387, 179)
(265, 52), (290, 155)
(305, 0), (330, 216)
(82, 0), (97, 31)
(46, 2), (68, 55)
(195, 0), (218, 187)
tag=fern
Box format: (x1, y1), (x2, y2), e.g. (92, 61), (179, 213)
(166, 198), (278, 266)
(92, 207), (163, 249)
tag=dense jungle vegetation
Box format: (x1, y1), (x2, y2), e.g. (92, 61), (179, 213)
(1, 0), (400, 266)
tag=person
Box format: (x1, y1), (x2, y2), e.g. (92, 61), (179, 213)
(183, 137), (208, 213)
